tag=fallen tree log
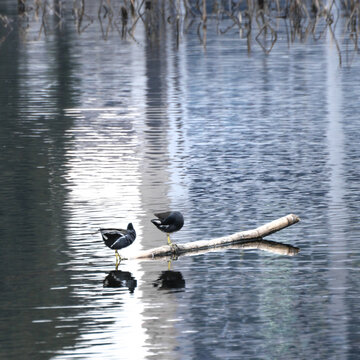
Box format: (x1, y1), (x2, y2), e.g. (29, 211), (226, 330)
(131, 213), (300, 260)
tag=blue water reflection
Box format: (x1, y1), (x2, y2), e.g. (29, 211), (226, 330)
(0, 4), (360, 360)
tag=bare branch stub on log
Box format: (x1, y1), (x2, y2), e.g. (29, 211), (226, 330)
(131, 214), (300, 260)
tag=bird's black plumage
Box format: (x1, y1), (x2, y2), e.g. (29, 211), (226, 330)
(151, 211), (184, 235)
(100, 223), (136, 250)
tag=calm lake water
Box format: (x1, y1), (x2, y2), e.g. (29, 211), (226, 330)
(1, 1), (360, 359)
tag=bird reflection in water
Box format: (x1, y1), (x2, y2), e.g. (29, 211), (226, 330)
(153, 270), (185, 291)
(103, 269), (137, 293)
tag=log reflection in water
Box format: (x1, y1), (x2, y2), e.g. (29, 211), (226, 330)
(144, 239), (300, 260)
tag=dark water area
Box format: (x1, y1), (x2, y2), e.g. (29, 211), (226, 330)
(1, 1), (360, 359)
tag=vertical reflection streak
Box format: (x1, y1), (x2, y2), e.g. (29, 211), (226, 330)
(58, 27), (149, 358)
(326, 17), (349, 357)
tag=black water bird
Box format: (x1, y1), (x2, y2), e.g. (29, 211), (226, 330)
(151, 211), (184, 245)
(100, 223), (136, 264)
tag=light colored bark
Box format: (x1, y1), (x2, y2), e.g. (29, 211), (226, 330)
(131, 213), (300, 259)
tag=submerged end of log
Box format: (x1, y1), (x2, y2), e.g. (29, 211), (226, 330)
(131, 213), (300, 260)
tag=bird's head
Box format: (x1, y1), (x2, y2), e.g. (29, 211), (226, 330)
(127, 223), (134, 230)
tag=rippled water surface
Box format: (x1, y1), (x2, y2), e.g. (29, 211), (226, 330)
(1, 3), (360, 359)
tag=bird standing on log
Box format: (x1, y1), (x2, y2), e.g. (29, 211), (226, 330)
(100, 223), (136, 264)
(151, 211), (184, 245)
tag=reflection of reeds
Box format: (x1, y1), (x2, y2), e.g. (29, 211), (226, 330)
(0, 14), (13, 45)
(2, 1), (358, 63)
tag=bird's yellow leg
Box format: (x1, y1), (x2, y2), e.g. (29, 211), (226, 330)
(167, 233), (172, 245)
(167, 259), (172, 270)
(115, 250), (120, 265)
(115, 250), (127, 266)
